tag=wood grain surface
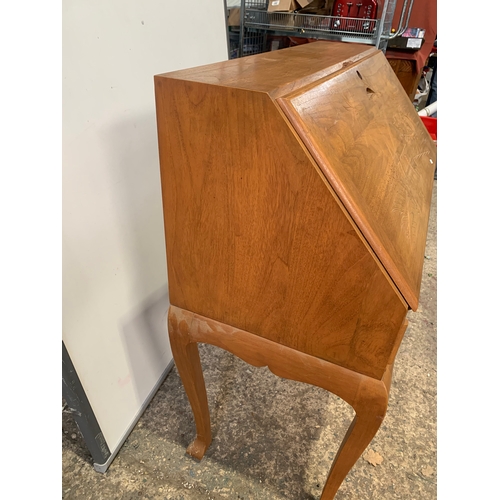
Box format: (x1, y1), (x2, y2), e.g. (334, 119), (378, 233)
(156, 41), (376, 99)
(154, 74), (407, 380)
(278, 51), (436, 310)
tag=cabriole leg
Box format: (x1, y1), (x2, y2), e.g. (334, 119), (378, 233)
(168, 308), (212, 460)
(320, 407), (387, 499)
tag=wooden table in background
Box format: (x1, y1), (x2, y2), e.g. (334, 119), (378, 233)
(155, 42), (436, 499)
(387, 57), (421, 100)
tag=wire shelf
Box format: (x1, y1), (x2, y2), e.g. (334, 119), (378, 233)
(244, 9), (379, 40)
(237, 0), (408, 57)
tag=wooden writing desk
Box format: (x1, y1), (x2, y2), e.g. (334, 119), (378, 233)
(154, 41), (436, 499)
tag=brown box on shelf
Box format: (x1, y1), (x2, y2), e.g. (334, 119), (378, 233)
(268, 0), (300, 12)
(297, 0), (333, 13)
(297, 0), (327, 11)
(297, 0), (316, 7)
(295, 0), (333, 30)
(227, 8), (240, 27)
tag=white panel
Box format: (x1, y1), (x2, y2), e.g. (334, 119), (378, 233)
(63, 0), (228, 453)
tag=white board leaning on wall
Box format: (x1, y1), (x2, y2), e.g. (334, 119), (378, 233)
(63, 0), (229, 471)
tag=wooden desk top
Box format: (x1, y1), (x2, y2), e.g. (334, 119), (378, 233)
(156, 41), (376, 98)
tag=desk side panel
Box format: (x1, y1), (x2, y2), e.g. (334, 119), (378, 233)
(154, 77), (407, 379)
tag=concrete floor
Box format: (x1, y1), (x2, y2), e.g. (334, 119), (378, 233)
(62, 181), (437, 500)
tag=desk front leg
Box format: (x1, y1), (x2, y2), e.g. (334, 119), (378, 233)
(168, 310), (212, 460)
(319, 367), (392, 499)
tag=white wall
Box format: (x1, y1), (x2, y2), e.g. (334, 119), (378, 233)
(63, 0), (228, 456)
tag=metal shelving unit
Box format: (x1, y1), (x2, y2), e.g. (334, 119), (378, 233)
(238, 0), (414, 57)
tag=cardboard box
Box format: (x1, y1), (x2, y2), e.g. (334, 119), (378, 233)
(227, 7), (240, 27)
(297, 0), (316, 7)
(268, 0), (300, 12)
(296, 0), (332, 14)
(295, 0), (333, 30)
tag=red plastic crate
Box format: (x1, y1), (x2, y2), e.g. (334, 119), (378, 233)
(420, 116), (437, 142)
